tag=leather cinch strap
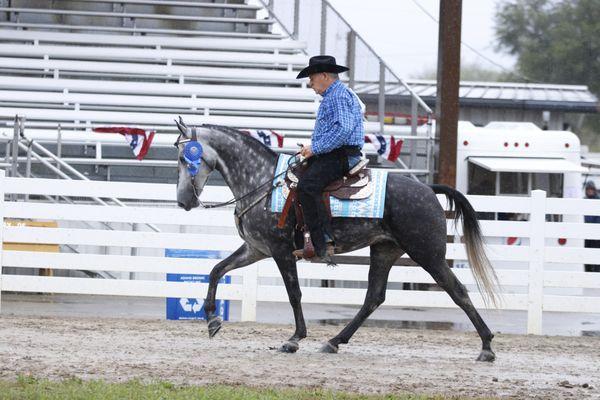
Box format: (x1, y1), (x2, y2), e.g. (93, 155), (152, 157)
(277, 190), (296, 229)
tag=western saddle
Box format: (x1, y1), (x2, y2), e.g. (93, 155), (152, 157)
(277, 158), (371, 260)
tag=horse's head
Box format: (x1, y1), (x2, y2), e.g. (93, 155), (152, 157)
(174, 118), (218, 211)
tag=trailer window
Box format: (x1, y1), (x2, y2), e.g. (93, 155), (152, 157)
(467, 164), (495, 220)
(468, 163), (565, 222)
(532, 173), (563, 198)
(467, 164), (495, 195)
(499, 172), (528, 195)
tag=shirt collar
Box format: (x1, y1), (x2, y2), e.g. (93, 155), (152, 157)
(321, 79), (341, 98)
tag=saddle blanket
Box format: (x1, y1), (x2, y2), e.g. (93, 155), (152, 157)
(270, 154), (389, 218)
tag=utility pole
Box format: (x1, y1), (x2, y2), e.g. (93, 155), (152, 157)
(435, 0), (462, 187)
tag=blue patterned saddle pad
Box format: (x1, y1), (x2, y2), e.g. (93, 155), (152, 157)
(270, 154), (388, 218)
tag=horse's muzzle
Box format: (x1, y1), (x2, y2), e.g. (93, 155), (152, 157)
(177, 201), (196, 211)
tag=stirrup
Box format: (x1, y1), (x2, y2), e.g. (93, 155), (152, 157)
(292, 243), (335, 260)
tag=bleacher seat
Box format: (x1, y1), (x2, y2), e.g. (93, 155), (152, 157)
(0, 1), (411, 183)
(0, 30), (306, 53)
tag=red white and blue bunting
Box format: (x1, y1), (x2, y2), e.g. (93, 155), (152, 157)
(364, 133), (403, 162)
(240, 129), (284, 148)
(93, 126), (155, 160)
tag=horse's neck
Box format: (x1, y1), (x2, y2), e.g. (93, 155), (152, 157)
(209, 133), (278, 199)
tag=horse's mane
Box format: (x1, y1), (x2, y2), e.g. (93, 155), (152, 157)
(201, 124), (278, 157)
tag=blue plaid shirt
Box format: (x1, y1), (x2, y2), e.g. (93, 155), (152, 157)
(311, 79), (364, 155)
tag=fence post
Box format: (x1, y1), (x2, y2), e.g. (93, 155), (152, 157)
(0, 170), (5, 313)
(241, 262), (259, 321)
(527, 189), (546, 334)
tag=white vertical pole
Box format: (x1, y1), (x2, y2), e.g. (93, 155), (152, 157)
(527, 189), (546, 334)
(241, 262), (259, 322)
(378, 60), (385, 135)
(0, 170), (5, 313)
(320, 0), (327, 54)
(293, 0), (300, 40)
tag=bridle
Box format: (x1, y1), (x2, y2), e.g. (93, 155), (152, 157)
(174, 126), (208, 200)
(174, 128), (301, 217)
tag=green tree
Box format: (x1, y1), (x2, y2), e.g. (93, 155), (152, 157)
(495, 0), (600, 148)
(412, 61), (519, 82)
(495, 0), (600, 95)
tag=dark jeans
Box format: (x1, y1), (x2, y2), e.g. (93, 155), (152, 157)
(297, 148), (348, 256)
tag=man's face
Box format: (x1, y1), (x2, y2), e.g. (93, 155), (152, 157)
(308, 72), (330, 95)
(586, 187), (596, 197)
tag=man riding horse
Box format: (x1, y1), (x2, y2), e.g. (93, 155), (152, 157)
(295, 55), (365, 263)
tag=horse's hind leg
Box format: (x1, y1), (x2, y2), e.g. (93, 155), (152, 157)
(320, 241), (401, 353)
(417, 256), (495, 362)
(203, 243), (266, 338)
(273, 253), (307, 353)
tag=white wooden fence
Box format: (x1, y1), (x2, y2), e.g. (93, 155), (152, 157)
(1, 169), (599, 334)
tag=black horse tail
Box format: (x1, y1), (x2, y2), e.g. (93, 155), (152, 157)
(430, 184), (500, 307)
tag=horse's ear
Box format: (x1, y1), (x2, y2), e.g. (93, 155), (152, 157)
(178, 116), (188, 128)
(175, 117), (188, 137)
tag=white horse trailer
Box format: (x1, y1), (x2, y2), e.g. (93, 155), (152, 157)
(454, 122), (587, 294)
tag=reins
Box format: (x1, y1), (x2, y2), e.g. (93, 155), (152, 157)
(199, 154), (302, 213)
(175, 132), (303, 215)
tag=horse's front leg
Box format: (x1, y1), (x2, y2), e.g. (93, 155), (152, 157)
(273, 253), (306, 353)
(203, 243), (266, 338)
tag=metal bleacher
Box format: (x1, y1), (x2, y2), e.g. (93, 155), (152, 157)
(0, 0), (433, 184)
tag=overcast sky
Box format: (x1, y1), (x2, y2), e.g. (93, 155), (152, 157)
(326, 0), (516, 79)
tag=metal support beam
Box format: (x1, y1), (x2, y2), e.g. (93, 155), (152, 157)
(4, 140), (10, 165)
(129, 222), (139, 280)
(56, 123), (62, 172)
(293, 0), (300, 39)
(347, 30), (356, 89)
(10, 115), (19, 178)
(320, 0), (326, 54)
(409, 96), (418, 168)
(25, 142), (31, 201)
(378, 60), (385, 135)
(435, 0), (462, 187)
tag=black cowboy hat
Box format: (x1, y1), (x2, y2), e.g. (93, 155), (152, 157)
(296, 55), (349, 79)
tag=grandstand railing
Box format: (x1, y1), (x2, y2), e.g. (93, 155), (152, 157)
(0, 0), (275, 38)
(1, 172), (599, 335)
(0, 0), (435, 180)
(258, 0), (435, 181)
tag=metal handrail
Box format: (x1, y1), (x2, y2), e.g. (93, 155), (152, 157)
(257, 0), (303, 48)
(322, 0), (432, 114)
(254, 0), (435, 182)
(20, 137), (162, 233)
(7, 115), (161, 233)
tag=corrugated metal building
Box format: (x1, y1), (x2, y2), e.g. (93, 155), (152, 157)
(355, 80), (599, 131)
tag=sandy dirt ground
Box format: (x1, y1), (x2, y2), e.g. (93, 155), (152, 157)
(0, 315), (599, 399)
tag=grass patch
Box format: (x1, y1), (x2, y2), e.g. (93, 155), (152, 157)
(0, 376), (494, 400)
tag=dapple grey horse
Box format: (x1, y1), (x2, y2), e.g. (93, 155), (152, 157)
(174, 121), (500, 361)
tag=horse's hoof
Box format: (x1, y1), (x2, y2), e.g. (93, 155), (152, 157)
(319, 342), (338, 354)
(279, 341), (299, 353)
(207, 316), (222, 338)
(476, 349), (496, 362)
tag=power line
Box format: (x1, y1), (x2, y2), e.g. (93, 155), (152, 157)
(410, 0), (534, 83)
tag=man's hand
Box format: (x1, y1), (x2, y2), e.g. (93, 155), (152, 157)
(300, 144), (314, 159)
(300, 144), (313, 158)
